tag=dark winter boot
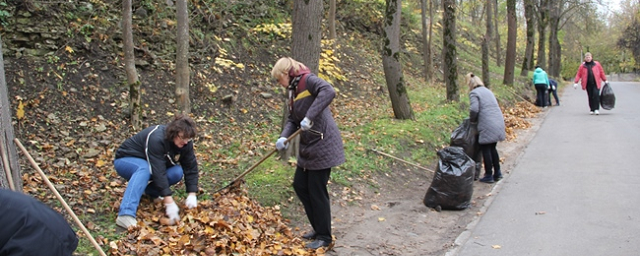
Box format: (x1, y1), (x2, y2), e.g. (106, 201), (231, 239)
(493, 170), (503, 181)
(479, 174), (494, 183)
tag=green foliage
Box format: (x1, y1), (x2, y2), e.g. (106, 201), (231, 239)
(337, 0), (385, 34)
(251, 22), (292, 40)
(0, 2), (12, 27)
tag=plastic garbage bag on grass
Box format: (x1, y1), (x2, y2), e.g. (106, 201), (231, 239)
(423, 146), (475, 211)
(600, 83), (616, 110)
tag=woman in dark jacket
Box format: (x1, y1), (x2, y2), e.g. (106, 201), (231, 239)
(114, 114), (199, 229)
(466, 73), (506, 183)
(271, 57), (345, 249)
(0, 189), (78, 255)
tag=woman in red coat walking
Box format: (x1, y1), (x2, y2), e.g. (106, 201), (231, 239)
(573, 52), (608, 115)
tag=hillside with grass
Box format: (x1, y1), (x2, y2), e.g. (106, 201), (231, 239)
(2, 0), (544, 254)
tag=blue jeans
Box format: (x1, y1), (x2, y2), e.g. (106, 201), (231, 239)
(114, 157), (183, 217)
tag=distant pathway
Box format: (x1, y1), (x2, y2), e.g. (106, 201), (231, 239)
(450, 80), (640, 256)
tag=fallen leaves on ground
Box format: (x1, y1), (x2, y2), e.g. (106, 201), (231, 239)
(109, 186), (323, 256)
(503, 102), (540, 141)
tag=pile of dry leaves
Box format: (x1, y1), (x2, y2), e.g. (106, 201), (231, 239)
(108, 186), (327, 256)
(503, 101), (541, 141)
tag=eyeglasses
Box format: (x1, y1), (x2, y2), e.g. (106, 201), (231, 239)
(178, 135), (192, 143)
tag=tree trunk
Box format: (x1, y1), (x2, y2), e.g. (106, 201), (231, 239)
(493, 0), (501, 67)
(535, 0), (549, 68)
(428, 0), (434, 79)
(283, 0), (323, 159)
(442, 0), (458, 101)
(123, 0), (141, 129)
(503, 0), (516, 85)
(421, 0), (433, 81)
(520, 0), (535, 77)
(548, 2), (561, 78)
(328, 0), (337, 40)
(176, 0), (191, 114)
(0, 35), (22, 191)
(383, 0), (414, 119)
(292, 0), (323, 74)
(482, 0), (492, 88)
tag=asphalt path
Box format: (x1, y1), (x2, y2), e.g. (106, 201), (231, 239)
(449, 80), (640, 256)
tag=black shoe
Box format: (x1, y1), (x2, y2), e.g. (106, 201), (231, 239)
(306, 239), (330, 249)
(493, 174), (503, 181)
(302, 230), (316, 240)
(479, 175), (494, 183)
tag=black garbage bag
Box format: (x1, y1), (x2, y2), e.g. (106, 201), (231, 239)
(423, 146), (475, 211)
(600, 83), (616, 110)
(450, 118), (481, 179)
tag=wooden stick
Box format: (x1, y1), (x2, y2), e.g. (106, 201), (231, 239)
(214, 129), (302, 194)
(369, 148), (435, 173)
(506, 87), (536, 106)
(14, 139), (107, 256)
(0, 143), (16, 190)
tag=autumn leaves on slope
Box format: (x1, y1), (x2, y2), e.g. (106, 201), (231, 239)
(108, 102), (538, 256)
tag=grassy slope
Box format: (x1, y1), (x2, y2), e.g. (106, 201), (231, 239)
(2, 0), (535, 254)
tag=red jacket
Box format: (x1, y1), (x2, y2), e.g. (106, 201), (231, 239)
(574, 61), (607, 90)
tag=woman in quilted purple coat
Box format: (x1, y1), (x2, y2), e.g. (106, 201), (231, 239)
(466, 73), (506, 184)
(271, 57), (345, 249)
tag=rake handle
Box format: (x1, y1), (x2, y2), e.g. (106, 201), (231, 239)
(14, 139), (107, 256)
(216, 129), (302, 193)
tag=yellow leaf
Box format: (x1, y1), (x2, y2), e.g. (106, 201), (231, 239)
(492, 245), (502, 249)
(65, 45), (74, 53)
(16, 101), (24, 120)
(378, 217), (385, 222)
(95, 159), (106, 167)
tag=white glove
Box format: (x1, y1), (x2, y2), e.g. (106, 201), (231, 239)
(276, 137), (288, 151)
(573, 83), (579, 89)
(185, 194), (197, 209)
(165, 202), (180, 223)
(300, 117), (313, 131)
(603, 81), (608, 86)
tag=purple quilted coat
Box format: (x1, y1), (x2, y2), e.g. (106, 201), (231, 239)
(280, 69), (345, 170)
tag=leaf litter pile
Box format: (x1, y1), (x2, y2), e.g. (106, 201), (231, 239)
(109, 185), (327, 256)
(502, 101), (540, 141)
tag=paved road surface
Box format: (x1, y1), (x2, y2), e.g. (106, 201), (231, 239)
(448, 80), (640, 256)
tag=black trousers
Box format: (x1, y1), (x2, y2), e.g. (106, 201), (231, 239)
(586, 83), (600, 111)
(480, 142), (500, 176)
(293, 166), (332, 243)
(535, 84), (548, 107)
